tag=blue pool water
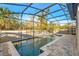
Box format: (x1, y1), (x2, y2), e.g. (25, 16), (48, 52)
(13, 36), (54, 56)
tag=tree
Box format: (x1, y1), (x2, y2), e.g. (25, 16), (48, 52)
(0, 7), (20, 30)
(38, 9), (50, 31)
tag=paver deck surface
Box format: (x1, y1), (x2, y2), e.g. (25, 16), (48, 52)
(45, 34), (77, 56)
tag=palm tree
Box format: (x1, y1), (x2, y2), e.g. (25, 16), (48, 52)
(0, 7), (20, 30)
(38, 9), (50, 33)
(0, 8), (12, 29)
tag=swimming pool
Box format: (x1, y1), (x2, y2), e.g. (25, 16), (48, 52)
(13, 35), (55, 56)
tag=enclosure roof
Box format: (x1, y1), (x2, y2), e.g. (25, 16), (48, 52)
(0, 3), (76, 22)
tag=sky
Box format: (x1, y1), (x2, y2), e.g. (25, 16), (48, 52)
(0, 3), (75, 25)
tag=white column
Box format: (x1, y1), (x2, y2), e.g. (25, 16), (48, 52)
(77, 5), (79, 52)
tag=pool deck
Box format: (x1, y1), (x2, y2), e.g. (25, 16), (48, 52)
(40, 34), (78, 56)
(0, 32), (33, 41)
(0, 32), (53, 43)
(0, 41), (20, 56)
(0, 33), (78, 56)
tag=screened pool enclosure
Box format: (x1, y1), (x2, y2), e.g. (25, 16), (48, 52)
(0, 3), (76, 56)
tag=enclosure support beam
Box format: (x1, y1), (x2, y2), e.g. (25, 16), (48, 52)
(76, 5), (79, 52)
